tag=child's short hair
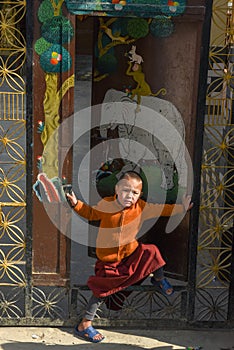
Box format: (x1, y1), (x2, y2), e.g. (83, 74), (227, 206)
(118, 171), (142, 184)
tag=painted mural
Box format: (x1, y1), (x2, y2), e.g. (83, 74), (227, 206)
(33, 0), (74, 202)
(65, 0), (187, 18)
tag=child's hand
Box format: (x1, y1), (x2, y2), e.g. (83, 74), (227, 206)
(182, 194), (193, 212)
(66, 191), (78, 208)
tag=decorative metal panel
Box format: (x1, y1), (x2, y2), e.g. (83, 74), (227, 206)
(0, 0), (27, 320)
(195, 0), (234, 321)
(0, 0), (26, 291)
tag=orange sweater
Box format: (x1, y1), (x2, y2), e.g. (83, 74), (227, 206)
(73, 196), (184, 262)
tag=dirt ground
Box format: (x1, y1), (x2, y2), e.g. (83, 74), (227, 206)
(0, 327), (233, 350)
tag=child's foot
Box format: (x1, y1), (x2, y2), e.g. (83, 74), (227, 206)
(151, 277), (174, 296)
(74, 320), (105, 342)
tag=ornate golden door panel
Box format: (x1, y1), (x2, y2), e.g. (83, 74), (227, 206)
(0, 0), (27, 316)
(194, 0), (234, 322)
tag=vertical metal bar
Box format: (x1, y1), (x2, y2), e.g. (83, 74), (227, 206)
(3, 93), (6, 120)
(222, 2), (234, 322)
(186, 0), (213, 322)
(180, 291), (187, 319)
(70, 289), (78, 320)
(25, 0), (34, 319)
(12, 93), (14, 120)
(227, 225), (234, 321)
(227, 40), (234, 321)
(7, 93), (10, 119)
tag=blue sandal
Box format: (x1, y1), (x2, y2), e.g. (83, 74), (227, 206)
(151, 277), (174, 296)
(74, 325), (105, 343)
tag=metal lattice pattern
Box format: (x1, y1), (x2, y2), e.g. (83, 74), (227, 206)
(195, 0), (234, 320)
(0, 0), (26, 120)
(0, 287), (24, 318)
(74, 287), (188, 321)
(32, 287), (67, 319)
(0, 0), (26, 293)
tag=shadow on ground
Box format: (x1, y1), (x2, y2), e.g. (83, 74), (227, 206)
(1, 343), (173, 350)
(1, 327), (234, 350)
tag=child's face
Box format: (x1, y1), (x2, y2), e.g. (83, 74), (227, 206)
(115, 178), (142, 208)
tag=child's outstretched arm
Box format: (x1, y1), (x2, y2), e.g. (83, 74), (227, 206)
(142, 194), (193, 220)
(65, 191), (102, 221)
(182, 194), (193, 212)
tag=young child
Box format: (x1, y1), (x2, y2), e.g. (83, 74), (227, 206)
(66, 171), (192, 343)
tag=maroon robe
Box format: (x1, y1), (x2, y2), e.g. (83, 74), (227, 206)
(87, 242), (165, 308)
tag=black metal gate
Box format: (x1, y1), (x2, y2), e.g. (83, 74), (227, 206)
(0, 0), (233, 328)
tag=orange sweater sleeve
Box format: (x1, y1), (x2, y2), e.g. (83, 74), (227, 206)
(141, 201), (185, 221)
(73, 200), (103, 221)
